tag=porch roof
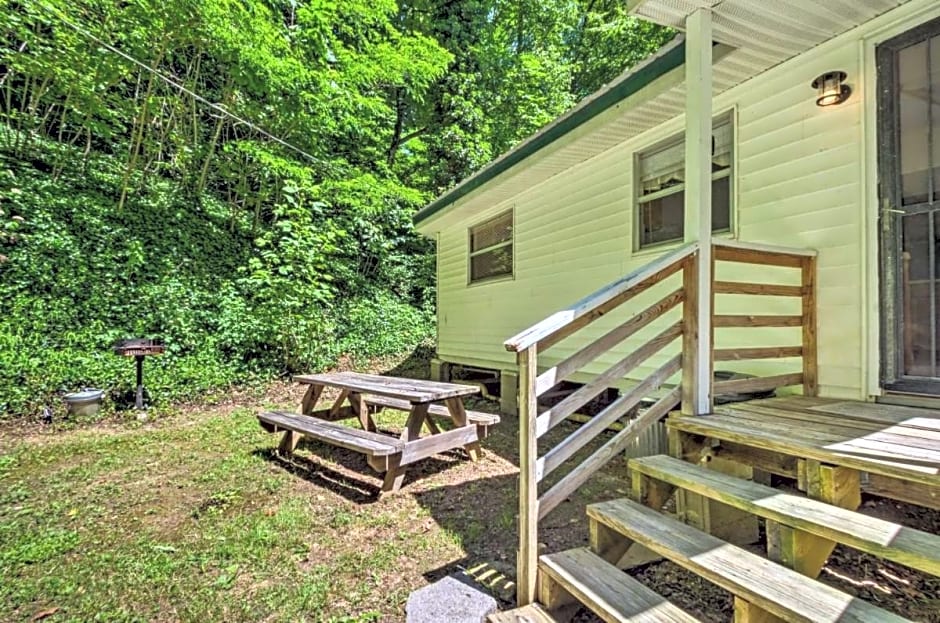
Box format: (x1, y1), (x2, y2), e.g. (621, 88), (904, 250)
(415, 0), (911, 231)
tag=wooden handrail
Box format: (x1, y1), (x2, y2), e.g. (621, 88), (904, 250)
(712, 237), (817, 261)
(535, 289), (684, 396)
(511, 236), (818, 606)
(504, 242), (698, 353)
(537, 387), (680, 520)
(534, 323), (682, 437)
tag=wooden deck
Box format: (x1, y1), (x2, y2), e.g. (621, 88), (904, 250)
(668, 395), (940, 509)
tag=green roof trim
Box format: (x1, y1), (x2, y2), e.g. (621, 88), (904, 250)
(414, 38), (687, 226)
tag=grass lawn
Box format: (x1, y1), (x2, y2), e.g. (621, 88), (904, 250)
(2, 353), (938, 623)
(0, 353), (623, 622)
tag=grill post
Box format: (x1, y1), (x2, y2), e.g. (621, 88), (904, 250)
(113, 339), (164, 410)
(135, 355), (145, 409)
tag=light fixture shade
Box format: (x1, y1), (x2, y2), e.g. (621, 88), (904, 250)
(812, 71), (851, 107)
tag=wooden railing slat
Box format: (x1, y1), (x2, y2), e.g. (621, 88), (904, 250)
(713, 373), (804, 395)
(537, 355), (681, 481)
(538, 387), (681, 520)
(713, 281), (805, 297)
(714, 315), (803, 328)
(536, 289), (684, 396)
(714, 346), (803, 361)
(714, 244), (805, 268)
(504, 243), (697, 353)
(535, 323), (683, 437)
(711, 238), (818, 259)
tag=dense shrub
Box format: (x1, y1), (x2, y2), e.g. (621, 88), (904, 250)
(0, 152), (433, 417)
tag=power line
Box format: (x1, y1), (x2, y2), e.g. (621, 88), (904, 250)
(35, 2), (332, 168)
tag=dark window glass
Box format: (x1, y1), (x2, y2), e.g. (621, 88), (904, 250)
(469, 211), (513, 283)
(637, 118), (733, 249)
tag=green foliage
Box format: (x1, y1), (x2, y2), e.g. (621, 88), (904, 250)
(0, 0), (672, 417)
(0, 148), (434, 415)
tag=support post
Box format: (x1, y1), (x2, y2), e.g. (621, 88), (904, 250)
(430, 358), (451, 382)
(517, 346), (539, 606)
(801, 255), (818, 396)
(500, 369), (519, 416)
(682, 8), (714, 416)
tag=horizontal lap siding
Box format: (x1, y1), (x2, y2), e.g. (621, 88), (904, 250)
(438, 147), (633, 369)
(437, 21), (879, 399)
(735, 39), (863, 398)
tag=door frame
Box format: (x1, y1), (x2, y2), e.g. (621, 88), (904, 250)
(878, 14), (940, 394)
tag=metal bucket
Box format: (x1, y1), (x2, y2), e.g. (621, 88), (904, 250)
(64, 389), (104, 416)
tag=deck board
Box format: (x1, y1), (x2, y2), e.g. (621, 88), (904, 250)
(669, 397), (940, 486)
(716, 403), (940, 449)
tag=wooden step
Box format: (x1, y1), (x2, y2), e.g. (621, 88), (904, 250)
(587, 498), (912, 623)
(629, 455), (940, 576)
(539, 547), (700, 622)
(258, 411), (403, 457)
(362, 394), (500, 426)
(487, 603), (557, 623)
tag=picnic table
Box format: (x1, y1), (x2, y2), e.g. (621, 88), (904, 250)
(258, 372), (499, 496)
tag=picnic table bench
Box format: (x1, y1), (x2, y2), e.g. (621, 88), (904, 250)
(258, 371), (499, 496)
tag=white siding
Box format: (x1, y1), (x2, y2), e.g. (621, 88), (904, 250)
(433, 1), (937, 400)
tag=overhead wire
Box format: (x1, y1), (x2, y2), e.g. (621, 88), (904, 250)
(33, 1), (334, 169)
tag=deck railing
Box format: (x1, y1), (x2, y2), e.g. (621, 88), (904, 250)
(504, 238), (817, 605)
(711, 239), (818, 398)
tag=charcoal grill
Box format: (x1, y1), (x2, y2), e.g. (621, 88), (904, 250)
(113, 338), (165, 409)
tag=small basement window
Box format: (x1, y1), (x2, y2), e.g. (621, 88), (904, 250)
(636, 115), (733, 249)
(469, 210), (513, 283)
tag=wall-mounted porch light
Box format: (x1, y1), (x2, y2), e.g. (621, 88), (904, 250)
(812, 71), (851, 107)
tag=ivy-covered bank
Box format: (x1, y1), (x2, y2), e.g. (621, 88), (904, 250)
(0, 0), (670, 417)
(0, 149), (433, 416)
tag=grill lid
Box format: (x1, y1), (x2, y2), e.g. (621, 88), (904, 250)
(113, 338), (165, 356)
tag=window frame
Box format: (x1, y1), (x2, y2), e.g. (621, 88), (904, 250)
(467, 209), (515, 285)
(633, 112), (735, 252)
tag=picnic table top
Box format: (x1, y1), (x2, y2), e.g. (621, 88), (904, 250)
(294, 371), (480, 404)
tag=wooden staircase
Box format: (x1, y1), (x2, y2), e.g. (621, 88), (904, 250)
(490, 454), (939, 622)
(495, 239), (937, 621)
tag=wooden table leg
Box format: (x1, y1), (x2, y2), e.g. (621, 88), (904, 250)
(330, 389), (350, 418)
(379, 454), (405, 497)
(349, 392), (377, 432)
(446, 397), (482, 461)
(375, 403), (432, 496)
(278, 430), (301, 456)
(301, 384), (324, 415)
(403, 403), (430, 442)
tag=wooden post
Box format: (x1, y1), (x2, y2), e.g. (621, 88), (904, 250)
(683, 8), (713, 416)
(517, 345), (539, 606)
(301, 384), (322, 415)
(500, 369), (519, 416)
(681, 255), (699, 415)
(734, 597), (786, 623)
(277, 430), (301, 456)
(766, 520), (833, 578)
(801, 255), (818, 396)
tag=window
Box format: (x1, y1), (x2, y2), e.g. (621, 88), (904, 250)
(636, 115), (733, 249)
(469, 210), (513, 283)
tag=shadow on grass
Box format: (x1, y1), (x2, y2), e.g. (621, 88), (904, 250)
(253, 439), (474, 504)
(409, 472), (525, 608)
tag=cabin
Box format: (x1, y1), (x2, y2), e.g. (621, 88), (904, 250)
(415, 1), (940, 621)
